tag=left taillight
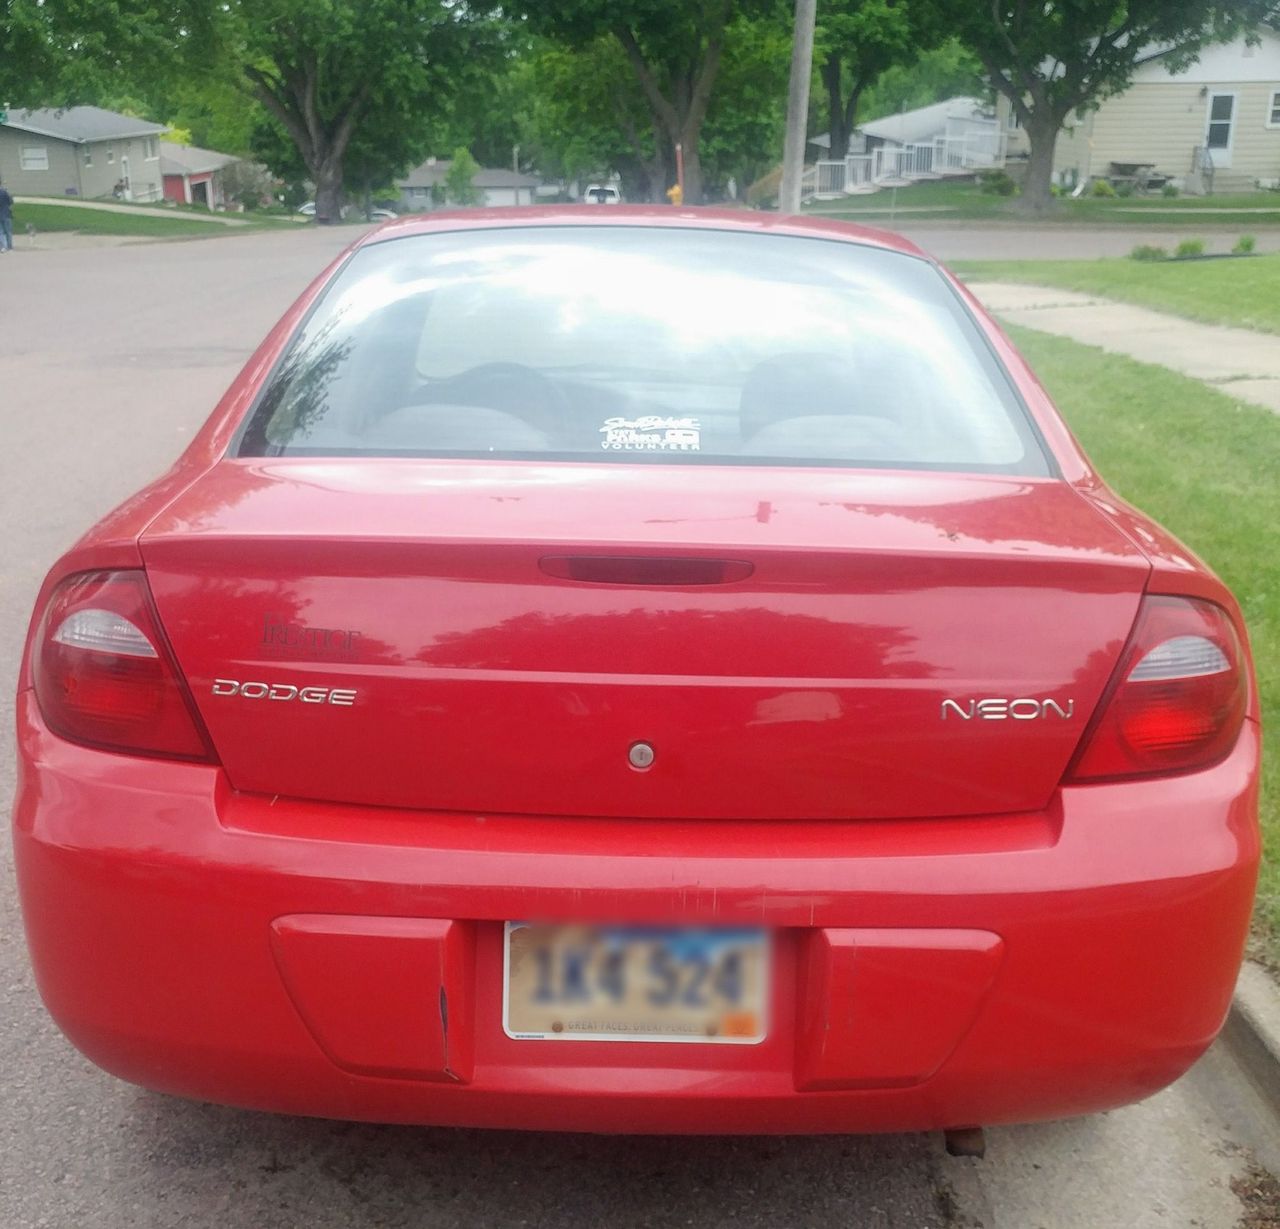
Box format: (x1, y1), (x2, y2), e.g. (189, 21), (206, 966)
(32, 570), (214, 761)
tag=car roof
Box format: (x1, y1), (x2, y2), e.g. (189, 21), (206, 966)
(357, 205), (932, 262)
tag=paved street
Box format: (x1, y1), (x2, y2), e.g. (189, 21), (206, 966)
(2, 226), (1279, 1228)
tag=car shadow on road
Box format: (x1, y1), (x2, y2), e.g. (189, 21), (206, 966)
(121, 1093), (962, 1229)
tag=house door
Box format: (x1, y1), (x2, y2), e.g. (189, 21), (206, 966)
(1205, 93), (1236, 168)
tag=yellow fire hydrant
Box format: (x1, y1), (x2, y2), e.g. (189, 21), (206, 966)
(665, 183), (683, 206)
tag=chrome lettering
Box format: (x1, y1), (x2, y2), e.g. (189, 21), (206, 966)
(210, 679), (357, 706)
(942, 697), (1075, 721)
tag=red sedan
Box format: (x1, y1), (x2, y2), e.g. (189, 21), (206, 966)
(13, 209), (1259, 1136)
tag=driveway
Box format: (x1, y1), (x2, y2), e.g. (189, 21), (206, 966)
(2, 227), (1278, 1228)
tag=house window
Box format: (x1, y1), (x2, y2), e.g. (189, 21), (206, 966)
(1206, 93), (1235, 150)
(144, 137), (158, 159)
(83, 147), (93, 167)
(1269, 89), (1280, 128)
(20, 145), (50, 171)
(107, 146), (115, 163)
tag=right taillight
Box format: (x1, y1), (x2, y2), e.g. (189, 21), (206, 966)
(1068, 594), (1247, 782)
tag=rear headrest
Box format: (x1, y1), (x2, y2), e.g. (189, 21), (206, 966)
(739, 353), (862, 440)
(364, 404), (550, 452)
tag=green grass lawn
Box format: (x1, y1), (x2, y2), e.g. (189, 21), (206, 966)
(803, 178), (1280, 226)
(1010, 325), (1279, 963)
(954, 253), (1280, 335)
(11, 201), (271, 237)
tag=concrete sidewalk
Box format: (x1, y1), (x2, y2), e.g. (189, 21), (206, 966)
(967, 281), (1280, 414)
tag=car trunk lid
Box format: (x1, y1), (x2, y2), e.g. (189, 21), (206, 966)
(141, 459), (1149, 820)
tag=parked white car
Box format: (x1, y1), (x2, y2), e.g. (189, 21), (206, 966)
(583, 184), (621, 205)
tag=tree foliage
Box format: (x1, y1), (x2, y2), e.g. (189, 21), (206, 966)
(444, 147), (483, 205)
(520, 0), (776, 204)
(817, 0), (947, 160)
(932, 0), (1271, 212)
(228, 0), (490, 222)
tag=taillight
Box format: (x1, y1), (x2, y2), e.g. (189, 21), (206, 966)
(32, 570), (213, 761)
(1068, 594), (1247, 782)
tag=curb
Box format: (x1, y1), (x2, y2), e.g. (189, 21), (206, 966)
(1224, 961), (1280, 1112)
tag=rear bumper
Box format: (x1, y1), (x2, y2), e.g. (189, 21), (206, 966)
(12, 690), (1260, 1134)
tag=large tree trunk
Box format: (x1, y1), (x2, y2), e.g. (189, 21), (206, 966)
(822, 55), (848, 162)
(312, 158), (345, 224)
(679, 130), (704, 204)
(1016, 112), (1060, 215)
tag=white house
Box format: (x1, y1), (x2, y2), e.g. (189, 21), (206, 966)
(998, 26), (1280, 192)
(808, 97), (1006, 197)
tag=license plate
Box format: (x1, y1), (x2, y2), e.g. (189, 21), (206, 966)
(503, 923), (769, 1044)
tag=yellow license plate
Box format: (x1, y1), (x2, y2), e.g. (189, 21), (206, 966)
(503, 923), (769, 1044)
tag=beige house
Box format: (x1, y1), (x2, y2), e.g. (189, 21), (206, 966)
(0, 106), (167, 202)
(998, 27), (1280, 193)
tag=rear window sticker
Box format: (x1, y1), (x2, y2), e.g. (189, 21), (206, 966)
(599, 416), (702, 452)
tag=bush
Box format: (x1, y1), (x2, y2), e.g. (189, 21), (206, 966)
(1090, 178), (1117, 197)
(745, 166), (782, 208)
(1116, 181), (1135, 198)
(1174, 238), (1206, 259)
(1234, 234), (1257, 255)
(977, 169), (1017, 196)
(1162, 183), (1180, 198)
(1130, 244), (1167, 262)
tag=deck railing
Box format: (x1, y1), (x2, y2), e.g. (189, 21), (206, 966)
(809, 127), (1006, 199)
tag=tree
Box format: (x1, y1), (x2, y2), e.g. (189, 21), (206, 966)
(444, 147), (483, 205)
(1, 0), (212, 107)
(226, 0), (491, 222)
(817, 0), (945, 161)
(700, 15), (791, 195)
(932, 0), (1269, 213)
(857, 38), (984, 124)
(522, 0), (765, 205)
(518, 37), (669, 201)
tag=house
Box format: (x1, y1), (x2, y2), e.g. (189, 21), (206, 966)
(160, 143), (240, 209)
(807, 97), (1006, 198)
(997, 26), (1280, 193)
(397, 158), (543, 210)
(0, 106), (167, 201)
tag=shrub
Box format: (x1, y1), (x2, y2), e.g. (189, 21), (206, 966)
(1116, 181), (1135, 198)
(1130, 244), (1167, 262)
(978, 169), (1017, 196)
(1174, 238), (1206, 259)
(1162, 183), (1180, 198)
(1234, 234), (1257, 255)
(745, 166), (782, 208)
(1090, 178), (1116, 197)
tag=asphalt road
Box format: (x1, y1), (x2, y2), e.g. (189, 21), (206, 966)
(2, 225), (1279, 1229)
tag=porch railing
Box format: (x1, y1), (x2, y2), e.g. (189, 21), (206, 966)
(810, 129), (1006, 199)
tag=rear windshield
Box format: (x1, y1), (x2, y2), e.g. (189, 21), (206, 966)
(237, 226), (1050, 474)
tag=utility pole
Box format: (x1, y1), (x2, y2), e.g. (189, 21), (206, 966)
(779, 0), (817, 214)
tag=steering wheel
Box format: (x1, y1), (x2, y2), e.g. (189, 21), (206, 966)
(418, 362), (573, 441)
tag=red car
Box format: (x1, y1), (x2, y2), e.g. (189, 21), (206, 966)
(13, 209), (1259, 1136)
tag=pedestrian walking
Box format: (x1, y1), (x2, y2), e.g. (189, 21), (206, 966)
(0, 179), (14, 252)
